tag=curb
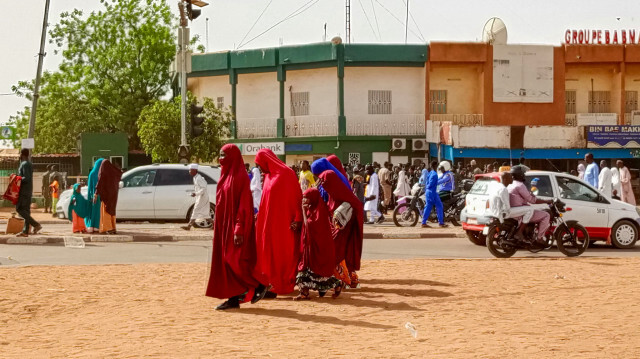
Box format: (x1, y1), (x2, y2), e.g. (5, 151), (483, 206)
(363, 232), (466, 239)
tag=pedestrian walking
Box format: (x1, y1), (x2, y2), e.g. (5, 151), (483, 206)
(96, 159), (122, 234)
(68, 183), (89, 233)
(49, 175), (60, 217)
(364, 165), (383, 224)
(85, 159), (103, 233)
(598, 160), (612, 197)
(250, 165), (262, 214)
(41, 165), (52, 213)
(422, 161), (446, 228)
(15, 149), (42, 237)
(617, 160), (636, 205)
(181, 164), (211, 230)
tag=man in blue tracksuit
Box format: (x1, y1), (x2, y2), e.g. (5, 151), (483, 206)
(422, 161), (447, 228)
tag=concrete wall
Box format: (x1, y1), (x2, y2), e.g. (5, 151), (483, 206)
(188, 76), (232, 110)
(284, 67), (338, 117)
(429, 64), (483, 114)
(452, 126), (511, 148)
(236, 72), (279, 120)
(523, 126), (585, 148)
(344, 67), (425, 115)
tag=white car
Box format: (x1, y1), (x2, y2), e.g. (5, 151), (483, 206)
(461, 170), (640, 248)
(57, 164), (220, 225)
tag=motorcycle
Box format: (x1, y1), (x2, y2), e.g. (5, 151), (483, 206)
(484, 198), (589, 258)
(393, 180), (471, 227)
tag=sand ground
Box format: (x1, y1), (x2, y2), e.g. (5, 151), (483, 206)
(2, 258), (640, 358)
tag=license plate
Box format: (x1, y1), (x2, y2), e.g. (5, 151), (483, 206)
(482, 226), (489, 235)
(468, 218), (478, 225)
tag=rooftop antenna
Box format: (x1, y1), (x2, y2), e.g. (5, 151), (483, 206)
(345, 0), (351, 43)
(323, 23), (327, 41)
(205, 17), (210, 51)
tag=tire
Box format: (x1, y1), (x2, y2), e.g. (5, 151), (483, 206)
(486, 225), (517, 258)
(393, 203), (420, 227)
(611, 220), (638, 249)
(466, 230), (486, 246)
(555, 223), (589, 257)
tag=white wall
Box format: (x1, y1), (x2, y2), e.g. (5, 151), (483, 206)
(236, 72), (279, 120)
(452, 126), (511, 148)
(523, 126), (585, 148)
(284, 67), (338, 118)
(188, 76), (231, 110)
(344, 67), (425, 115)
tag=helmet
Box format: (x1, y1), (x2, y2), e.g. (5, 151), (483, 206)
(439, 161), (451, 172)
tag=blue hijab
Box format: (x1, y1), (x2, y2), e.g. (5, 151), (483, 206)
(311, 158), (351, 203)
(68, 183), (90, 221)
(84, 158), (104, 228)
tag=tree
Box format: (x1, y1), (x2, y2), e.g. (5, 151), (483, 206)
(137, 95), (231, 163)
(8, 0), (176, 152)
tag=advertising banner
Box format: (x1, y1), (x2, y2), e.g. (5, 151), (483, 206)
(587, 126), (640, 148)
(493, 45), (554, 103)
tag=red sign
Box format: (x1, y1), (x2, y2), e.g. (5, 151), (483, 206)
(565, 29), (639, 44)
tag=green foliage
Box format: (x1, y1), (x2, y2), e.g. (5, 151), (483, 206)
(8, 0), (176, 153)
(137, 94), (231, 163)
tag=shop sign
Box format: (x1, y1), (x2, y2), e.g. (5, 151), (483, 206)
(565, 29), (640, 45)
(587, 126), (640, 148)
(237, 142), (285, 155)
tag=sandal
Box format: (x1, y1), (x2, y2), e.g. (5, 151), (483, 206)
(293, 288), (310, 301)
(16, 232), (28, 237)
(332, 284), (343, 299)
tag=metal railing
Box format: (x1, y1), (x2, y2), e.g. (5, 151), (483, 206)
(565, 114), (577, 126)
(236, 117), (278, 139)
(346, 114), (425, 136)
(429, 114), (484, 127)
(285, 115), (338, 137)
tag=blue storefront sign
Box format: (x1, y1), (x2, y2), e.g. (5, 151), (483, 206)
(587, 125), (640, 148)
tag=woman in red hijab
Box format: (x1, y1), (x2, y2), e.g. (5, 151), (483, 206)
(253, 148), (302, 296)
(296, 188), (340, 300)
(205, 144), (264, 310)
(318, 170), (364, 288)
(327, 155), (350, 187)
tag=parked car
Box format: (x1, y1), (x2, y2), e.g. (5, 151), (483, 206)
(57, 164), (220, 226)
(461, 171), (640, 248)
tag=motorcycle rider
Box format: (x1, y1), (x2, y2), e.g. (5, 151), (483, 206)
(437, 163), (455, 202)
(507, 166), (552, 244)
(488, 172), (536, 226)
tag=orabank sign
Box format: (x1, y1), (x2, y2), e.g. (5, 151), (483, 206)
(237, 142), (285, 155)
(565, 29), (640, 44)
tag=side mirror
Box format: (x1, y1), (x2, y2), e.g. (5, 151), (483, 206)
(119, 181), (124, 189)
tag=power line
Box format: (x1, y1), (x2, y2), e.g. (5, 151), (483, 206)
(238, 0), (320, 49)
(370, 0), (382, 41)
(358, 0), (379, 40)
(237, 0), (274, 49)
(373, 0), (422, 41)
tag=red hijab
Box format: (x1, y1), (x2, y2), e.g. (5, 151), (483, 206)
(327, 155), (349, 182)
(300, 188), (336, 277)
(205, 143), (259, 299)
(319, 170), (364, 271)
(253, 148), (302, 294)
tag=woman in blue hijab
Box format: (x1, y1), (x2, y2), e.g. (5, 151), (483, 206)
(311, 158), (350, 202)
(84, 158), (104, 233)
(69, 183), (90, 233)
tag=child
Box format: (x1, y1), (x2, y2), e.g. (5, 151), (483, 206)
(49, 176), (60, 217)
(68, 184), (89, 233)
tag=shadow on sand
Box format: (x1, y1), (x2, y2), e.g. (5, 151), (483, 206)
(236, 307), (395, 330)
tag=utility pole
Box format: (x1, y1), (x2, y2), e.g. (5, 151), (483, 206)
(27, 0), (51, 141)
(405, 0), (409, 44)
(179, 1), (188, 149)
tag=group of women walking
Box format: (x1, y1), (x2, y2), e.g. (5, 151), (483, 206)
(205, 144), (364, 310)
(68, 158), (122, 234)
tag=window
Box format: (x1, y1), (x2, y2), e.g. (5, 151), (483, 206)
(368, 90), (392, 114)
(290, 92), (309, 116)
(588, 91), (611, 113)
(200, 172), (217, 185)
(625, 91), (638, 114)
(524, 175), (553, 198)
(565, 90), (576, 114)
(217, 97), (224, 109)
(156, 169), (194, 186)
(123, 170), (156, 188)
(469, 177), (497, 195)
(429, 90), (447, 114)
(555, 176), (600, 202)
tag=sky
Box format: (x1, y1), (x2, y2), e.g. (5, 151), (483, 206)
(1, 0), (638, 126)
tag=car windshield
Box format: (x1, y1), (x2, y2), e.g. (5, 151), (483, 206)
(469, 177), (497, 195)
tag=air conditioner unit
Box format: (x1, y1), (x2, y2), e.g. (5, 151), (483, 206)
(412, 139), (428, 151)
(392, 138), (406, 150)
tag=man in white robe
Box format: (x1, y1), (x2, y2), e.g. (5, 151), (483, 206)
(393, 165), (411, 198)
(182, 164), (210, 230)
(598, 160), (613, 197)
(617, 160), (636, 205)
(250, 166), (262, 213)
(364, 165), (383, 224)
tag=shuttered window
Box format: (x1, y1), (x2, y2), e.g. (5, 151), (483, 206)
(290, 92), (310, 116)
(216, 97), (224, 109)
(565, 90), (576, 114)
(368, 90), (392, 114)
(429, 90), (447, 114)
(625, 91), (638, 113)
(588, 91), (611, 113)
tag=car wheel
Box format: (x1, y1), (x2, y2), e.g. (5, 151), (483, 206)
(611, 220), (638, 249)
(466, 230), (486, 246)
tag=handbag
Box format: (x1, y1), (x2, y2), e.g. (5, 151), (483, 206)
(333, 202), (353, 230)
(3, 174), (22, 205)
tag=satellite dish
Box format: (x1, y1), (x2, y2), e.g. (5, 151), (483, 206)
(482, 17), (507, 45)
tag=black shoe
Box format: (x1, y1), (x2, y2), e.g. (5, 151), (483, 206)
(364, 221), (375, 225)
(318, 291), (327, 298)
(376, 215), (385, 224)
(215, 298), (240, 310)
(251, 284), (272, 304)
(263, 291), (278, 299)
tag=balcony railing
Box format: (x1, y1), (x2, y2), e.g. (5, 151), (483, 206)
(236, 117), (278, 139)
(346, 114), (425, 136)
(429, 114), (483, 127)
(285, 115), (338, 137)
(565, 114), (577, 126)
